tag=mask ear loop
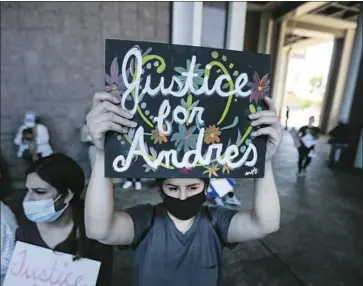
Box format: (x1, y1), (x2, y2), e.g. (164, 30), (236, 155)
(52, 192), (70, 212)
(53, 194), (63, 203)
(56, 202), (69, 214)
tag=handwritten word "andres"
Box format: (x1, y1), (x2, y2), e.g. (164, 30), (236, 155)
(9, 249), (84, 286)
(119, 47), (252, 115)
(112, 126), (257, 172)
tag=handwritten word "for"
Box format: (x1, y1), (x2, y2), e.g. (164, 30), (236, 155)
(154, 100), (205, 135)
(9, 249), (84, 286)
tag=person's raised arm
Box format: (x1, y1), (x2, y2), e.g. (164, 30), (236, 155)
(84, 92), (137, 245)
(227, 97), (282, 243)
(14, 126), (25, 146)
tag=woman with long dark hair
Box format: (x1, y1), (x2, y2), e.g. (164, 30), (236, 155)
(16, 153), (113, 286)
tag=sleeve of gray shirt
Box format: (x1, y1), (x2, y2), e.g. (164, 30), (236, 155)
(124, 204), (155, 247)
(208, 206), (239, 249)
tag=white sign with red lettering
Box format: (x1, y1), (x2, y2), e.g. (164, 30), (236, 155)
(3, 241), (101, 286)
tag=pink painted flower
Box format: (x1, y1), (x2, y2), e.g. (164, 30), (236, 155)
(180, 167), (192, 174)
(104, 57), (123, 97)
(247, 72), (270, 104)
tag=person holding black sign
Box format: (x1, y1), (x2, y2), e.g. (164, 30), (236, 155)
(84, 92), (282, 286)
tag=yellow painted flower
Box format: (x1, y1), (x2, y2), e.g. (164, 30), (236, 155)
(204, 125), (221, 144)
(222, 164), (233, 174)
(203, 164), (220, 178)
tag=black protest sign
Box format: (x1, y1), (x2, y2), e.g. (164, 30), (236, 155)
(104, 39), (271, 178)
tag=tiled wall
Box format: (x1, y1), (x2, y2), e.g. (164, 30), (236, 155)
(0, 1), (170, 184)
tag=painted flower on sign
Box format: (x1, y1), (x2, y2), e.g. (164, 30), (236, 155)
(171, 124), (198, 152)
(204, 125), (221, 144)
(104, 57), (124, 97)
(143, 164), (157, 173)
(203, 164), (220, 178)
(247, 72), (270, 104)
(222, 164), (233, 174)
(151, 125), (168, 144)
(180, 167), (192, 174)
(174, 60), (204, 91)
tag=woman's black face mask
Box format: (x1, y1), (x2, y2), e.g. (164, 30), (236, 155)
(162, 191), (207, 220)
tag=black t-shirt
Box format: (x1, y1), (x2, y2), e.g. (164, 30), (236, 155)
(15, 202), (113, 286)
(125, 203), (238, 286)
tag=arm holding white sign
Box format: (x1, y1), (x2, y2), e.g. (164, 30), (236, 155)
(227, 97), (282, 243)
(85, 92), (138, 245)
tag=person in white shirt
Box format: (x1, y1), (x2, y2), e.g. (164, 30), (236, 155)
(1, 199), (18, 285)
(207, 178), (241, 206)
(297, 116), (320, 176)
(14, 111), (53, 170)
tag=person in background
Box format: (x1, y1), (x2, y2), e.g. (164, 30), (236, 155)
(285, 106), (290, 130)
(84, 92), (282, 286)
(297, 116), (320, 176)
(14, 111), (53, 171)
(16, 153), (113, 286)
(0, 164), (18, 286)
(122, 178), (142, 190)
(207, 179), (241, 206)
(327, 121), (349, 168)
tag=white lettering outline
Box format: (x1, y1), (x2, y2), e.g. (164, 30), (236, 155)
(112, 126), (258, 172)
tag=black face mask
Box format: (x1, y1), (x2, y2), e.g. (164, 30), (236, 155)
(163, 191), (207, 220)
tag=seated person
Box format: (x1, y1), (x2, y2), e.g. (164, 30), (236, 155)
(16, 153), (113, 286)
(14, 111), (53, 171)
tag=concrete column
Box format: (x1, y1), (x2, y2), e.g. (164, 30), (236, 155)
(354, 129), (363, 168)
(226, 2), (247, 51)
(319, 39), (343, 133)
(265, 16), (274, 54)
(271, 20), (288, 118)
(172, 2), (203, 46)
(257, 11), (271, 54)
(327, 28), (356, 132)
(339, 9), (363, 123)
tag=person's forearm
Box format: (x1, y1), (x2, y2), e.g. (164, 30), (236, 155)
(252, 161), (280, 233)
(85, 150), (115, 240)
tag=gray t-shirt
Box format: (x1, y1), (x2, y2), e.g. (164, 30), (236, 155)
(125, 203), (238, 286)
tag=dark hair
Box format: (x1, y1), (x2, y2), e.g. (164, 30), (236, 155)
(22, 128), (34, 136)
(0, 155), (13, 200)
(27, 153), (87, 260)
(28, 153), (85, 200)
